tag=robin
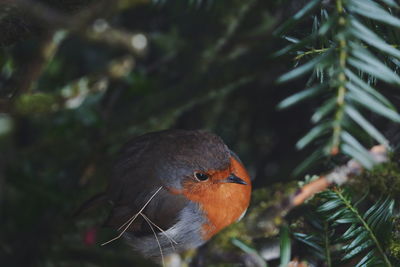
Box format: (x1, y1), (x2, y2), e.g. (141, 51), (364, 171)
(81, 129), (251, 261)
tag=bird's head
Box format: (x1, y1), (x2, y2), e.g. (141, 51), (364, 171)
(152, 130), (252, 239)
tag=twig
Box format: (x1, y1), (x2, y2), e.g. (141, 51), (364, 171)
(294, 44), (400, 61)
(245, 146), (391, 249)
(11, 30), (64, 97)
(294, 47), (329, 61)
(200, 0), (257, 72)
(4, 0), (148, 55)
(247, 145), (388, 236)
(292, 145), (387, 207)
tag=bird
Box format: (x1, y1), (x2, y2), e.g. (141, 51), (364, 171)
(81, 129), (252, 261)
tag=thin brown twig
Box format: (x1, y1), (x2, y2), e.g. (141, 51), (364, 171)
(247, 145), (388, 237)
(292, 145), (387, 207)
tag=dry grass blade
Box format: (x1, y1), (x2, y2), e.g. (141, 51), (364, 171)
(140, 212), (178, 246)
(101, 186), (163, 246)
(141, 212), (165, 267)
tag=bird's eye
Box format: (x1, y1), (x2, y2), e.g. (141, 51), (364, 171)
(194, 172), (209, 181)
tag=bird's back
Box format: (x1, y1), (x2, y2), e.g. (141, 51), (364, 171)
(105, 130), (191, 236)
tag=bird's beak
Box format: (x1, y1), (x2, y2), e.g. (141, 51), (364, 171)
(223, 173), (247, 185)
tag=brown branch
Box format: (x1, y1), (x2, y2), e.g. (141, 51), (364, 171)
(11, 30), (60, 97)
(292, 145), (388, 207)
(200, 0), (258, 71)
(3, 0), (149, 55)
(246, 145), (389, 236)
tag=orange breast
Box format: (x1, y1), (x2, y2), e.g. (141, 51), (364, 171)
(182, 157), (252, 240)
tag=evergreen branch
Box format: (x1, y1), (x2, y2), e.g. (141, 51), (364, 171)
(334, 189), (393, 267)
(330, 0), (348, 155)
(323, 221), (332, 267)
(276, 0), (400, 172)
(293, 211), (334, 264)
(295, 187), (395, 265)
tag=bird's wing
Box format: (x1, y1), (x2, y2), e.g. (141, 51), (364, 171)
(104, 187), (188, 236)
(104, 131), (189, 235)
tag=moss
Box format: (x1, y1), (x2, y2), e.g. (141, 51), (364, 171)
(352, 160), (400, 199)
(15, 93), (57, 115)
(390, 241), (400, 259)
(210, 221), (251, 251)
(251, 182), (298, 204)
(245, 182), (298, 237)
(390, 217), (400, 260)
(250, 182), (298, 218)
